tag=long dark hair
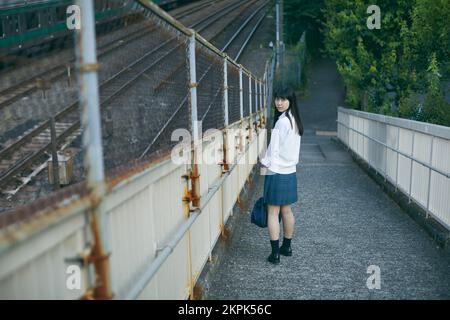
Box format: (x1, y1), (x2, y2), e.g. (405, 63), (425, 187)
(272, 85), (304, 136)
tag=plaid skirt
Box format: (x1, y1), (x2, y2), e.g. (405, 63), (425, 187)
(263, 171), (298, 206)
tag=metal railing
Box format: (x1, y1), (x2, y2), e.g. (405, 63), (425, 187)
(337, 107), (450, 231)
(0, 0), (269, 299)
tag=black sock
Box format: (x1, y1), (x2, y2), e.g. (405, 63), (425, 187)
(270, 240), (279, 255)
(281, 237), (291, 248)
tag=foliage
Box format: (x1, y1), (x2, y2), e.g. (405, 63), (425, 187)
(283, 0), (325, 54)
(319, 0), (450, 126)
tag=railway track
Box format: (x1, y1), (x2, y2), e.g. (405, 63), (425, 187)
(0, 0), (229, 112)
(142, 0), (269, 156)
(0, 0), (268, 198)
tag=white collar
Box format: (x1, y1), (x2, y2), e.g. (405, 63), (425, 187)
(280, 110), (291, 118)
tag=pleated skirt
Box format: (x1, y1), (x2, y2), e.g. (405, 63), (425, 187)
(263, 171), (298, 205)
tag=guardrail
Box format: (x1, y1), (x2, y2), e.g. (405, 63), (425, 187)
(0, 0), (270, 299)
(0, 117), (266, 299)
(337, 107), (450, 231)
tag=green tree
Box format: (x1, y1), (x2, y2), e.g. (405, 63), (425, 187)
(422, 54), (450, 125)
(283, 0), (325, 54)
(412, 0), (450, 81)
(321, 0), (449, 126)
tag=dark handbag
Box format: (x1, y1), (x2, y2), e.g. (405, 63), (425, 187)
(251, 197), (267, 227)
(251, 197), (281, 228)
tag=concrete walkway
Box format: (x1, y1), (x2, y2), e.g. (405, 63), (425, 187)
(204, 57), (450, 299)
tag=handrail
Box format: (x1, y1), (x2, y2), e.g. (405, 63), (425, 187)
(336, 119), (450, 178)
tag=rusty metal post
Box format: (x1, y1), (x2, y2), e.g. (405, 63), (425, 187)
(248, 74), (253, 141)
(50, 117), (60, 189)
(182, 173), (195, 299)
(188, 32), (200, 208)
(75, 0), (112, 299)
(239, 66), (244, 153)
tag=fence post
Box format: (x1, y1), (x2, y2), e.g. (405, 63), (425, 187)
(49, 117), (60, 189)
(259, 81), (263, 126)
(425, 137), (434, 218)
(188, 32), (200, 209)
(248, 74), (253, 140)
(275, 0), (281, 70)
(263, 79), (266, 125)
(239, 66), (244, 152)
(186, 31), (200, 299)
(408, 132), (415, 203)
(395, 127), (400, 191)
(222, 56), (229, 171)
(254, 78), (258, 132)
(255, 77), (258, 112)
(75, 0), (111, 300)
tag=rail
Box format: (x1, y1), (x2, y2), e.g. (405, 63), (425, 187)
(0, 0), (269, 299)
(337, 107), (450, 231)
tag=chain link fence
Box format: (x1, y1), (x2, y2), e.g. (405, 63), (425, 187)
(0, 0), (267, 218)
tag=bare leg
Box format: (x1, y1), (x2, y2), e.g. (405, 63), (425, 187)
(280, 205), (295, 239)
(267, 205), (281, 240)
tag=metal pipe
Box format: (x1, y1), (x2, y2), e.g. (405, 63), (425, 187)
(239, 66), (244, 120)
(76, 0), (111, 299)
(223, 57), (230, 171)
(188, 33), (200, 208)
(182, 173), (195, 299)
(238, 66), (245, 153)
(259, 81), (264, 126)
(425, 137), (435, 218)
(395, 127), (400, 191)
(248, 76), (253, 140)
(275, 0), (281, 69)
(408, 132), (416, 203)
(255, 80), (259, 129)
(223, 57), (229, 127)
(250, 76), (253, 115)
(255, 78), (258, 112)
(49, 117), (60, 189)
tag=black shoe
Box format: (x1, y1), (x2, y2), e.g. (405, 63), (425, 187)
(279, 246), (292, 256)
(267, 252), (280, 264)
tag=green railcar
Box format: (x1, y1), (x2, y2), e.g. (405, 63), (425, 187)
(0, 0), (189, 66)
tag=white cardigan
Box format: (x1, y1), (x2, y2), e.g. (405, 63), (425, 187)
(260, 111), (301, 174)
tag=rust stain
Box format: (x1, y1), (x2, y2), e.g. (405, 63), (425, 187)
(88, 208), (113, 300)
(222, 130), (229, 172)
(190, 163), (200, 208)
(192, 282), (204, 300)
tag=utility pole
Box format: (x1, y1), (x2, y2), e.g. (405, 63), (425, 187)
(275, 0), (280, 70)
(280, 0), (285, 83)
(275, 0), (284, 81)
(280, 0), (284, 63)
